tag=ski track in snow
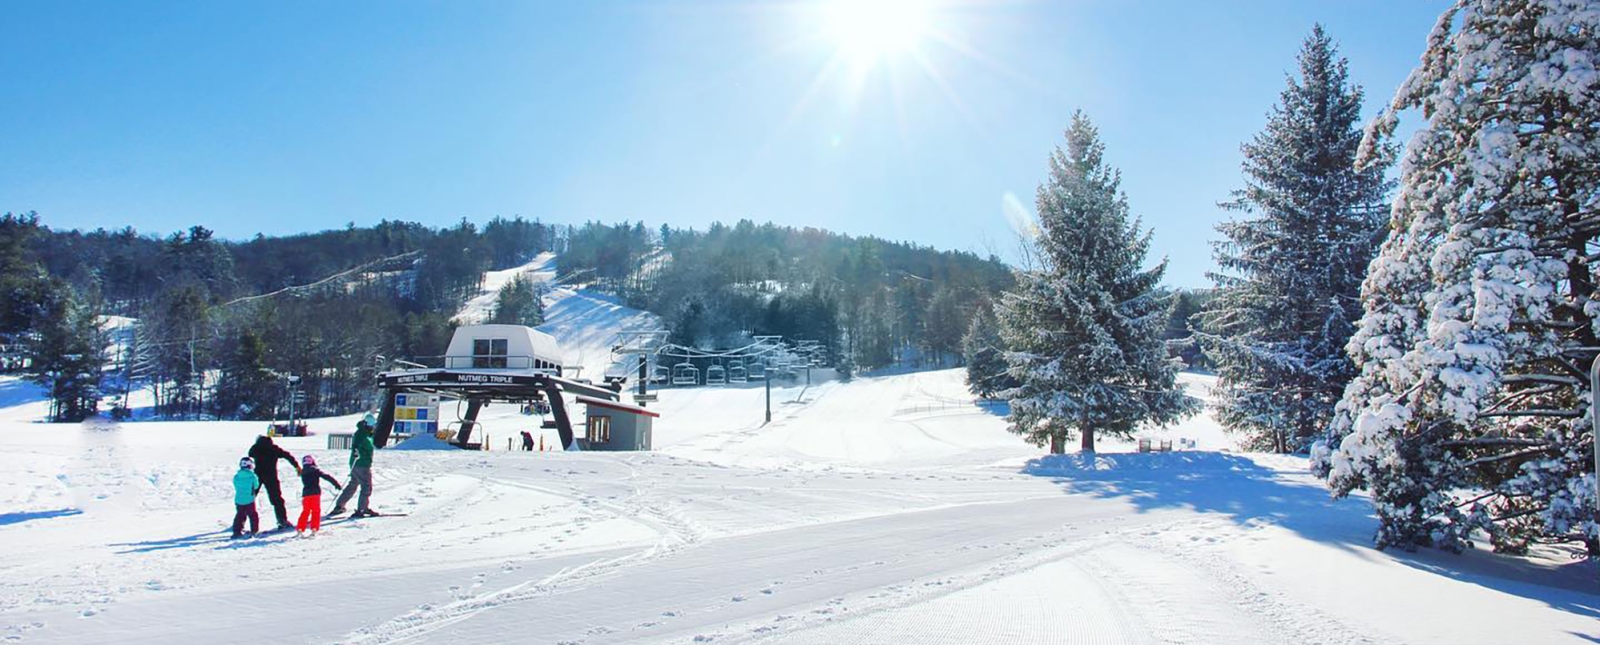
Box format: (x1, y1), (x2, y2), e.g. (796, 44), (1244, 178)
(0, 258), (1596, 645)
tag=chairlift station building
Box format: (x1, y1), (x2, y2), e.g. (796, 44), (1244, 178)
(373, 324), (659, 451)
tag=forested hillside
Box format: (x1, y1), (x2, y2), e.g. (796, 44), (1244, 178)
(557, 219), (1016, 372)
(2, 212), (1024, 422)
(1, 212), (554, 421)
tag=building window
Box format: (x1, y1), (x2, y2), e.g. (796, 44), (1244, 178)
(472, 338), (509, 368)
(587, 416), (611, 443)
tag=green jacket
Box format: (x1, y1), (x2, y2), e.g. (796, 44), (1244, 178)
(349, 426), (375, 468)
(233, 469), (259, 505)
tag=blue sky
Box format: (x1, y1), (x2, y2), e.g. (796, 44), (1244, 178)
(0, 1), (1447, 288)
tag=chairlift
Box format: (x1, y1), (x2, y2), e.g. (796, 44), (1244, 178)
(747, 359), (766, 381)
(706, 360), (727, 385)
(651, 363), (671, 384)
(671, 361), (700, 386)
(728, 359), (748, 384)
(762, 356), (784, 378)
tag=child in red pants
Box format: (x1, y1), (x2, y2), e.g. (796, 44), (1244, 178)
(296, 454), (342, 536)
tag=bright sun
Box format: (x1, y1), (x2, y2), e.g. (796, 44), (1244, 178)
(823, 0), (931, 64)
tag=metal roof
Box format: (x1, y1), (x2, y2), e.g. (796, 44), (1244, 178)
(575, 395), (661, 418)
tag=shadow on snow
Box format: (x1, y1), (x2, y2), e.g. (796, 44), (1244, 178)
(111, 529), (296, 554)
(0, 377), (45, 409)
(1020, 451), (1599, 620)
(0, 508), (83, 526)
(111, 530), (235, 554)
(977, 400), (1009, 418)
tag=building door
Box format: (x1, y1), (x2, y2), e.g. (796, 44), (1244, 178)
(586, 415), (611, 445)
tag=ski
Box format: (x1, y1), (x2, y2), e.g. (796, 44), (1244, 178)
(325, 512), (408, 524)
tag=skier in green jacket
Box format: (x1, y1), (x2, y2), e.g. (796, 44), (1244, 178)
(329, 414), (378, 518)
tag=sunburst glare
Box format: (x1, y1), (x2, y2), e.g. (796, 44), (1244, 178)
(822, 0), (932, 66)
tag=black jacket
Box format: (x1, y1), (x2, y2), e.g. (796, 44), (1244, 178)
(248, 437), (297, 482)
(299, 465), (341, 497)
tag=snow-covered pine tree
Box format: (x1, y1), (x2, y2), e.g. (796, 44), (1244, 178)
(962, 300), (1015, 399)
(1198, 26), (1392, 454)
(997, 112), (1197, 453)
(1314, 0), (1600, 557)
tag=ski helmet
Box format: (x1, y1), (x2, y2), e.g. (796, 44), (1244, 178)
(240, 457), (255, 470)
(301, 454), (316, 467)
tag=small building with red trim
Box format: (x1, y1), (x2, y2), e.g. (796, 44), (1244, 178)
(575, 395), (658, 451)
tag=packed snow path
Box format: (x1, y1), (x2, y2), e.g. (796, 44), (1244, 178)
(1, 274), (1595, 644)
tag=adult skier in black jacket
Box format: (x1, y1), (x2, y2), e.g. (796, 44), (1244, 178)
(248, 435), (301, 530)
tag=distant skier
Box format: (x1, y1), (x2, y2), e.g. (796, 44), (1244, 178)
(329, 415), (378, 518)
(520, 430), (535, 451)
(231, 457), (261, 539)
(248, 435), (301, 531)
(295, 454), (341, 536)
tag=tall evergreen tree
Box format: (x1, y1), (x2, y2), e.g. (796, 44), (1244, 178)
(212, 329), (277, 420)
(0, 213), (53, 338)
(1315, 0), (1600, 558)
(962, 301), (1015, 399)
(160, 226), (238, 302)
(997, 112), (1196, 453)
(1162, 289), (1210, 370)
(1198, 26), (1392, 453)
(923, 286), (968, 366)
(489, 275), (546, 327)
(27, 285), (107, 422)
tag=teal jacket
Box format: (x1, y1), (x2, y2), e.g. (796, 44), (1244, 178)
(233, 469), (259, 506)
(350, 426), (375, 469)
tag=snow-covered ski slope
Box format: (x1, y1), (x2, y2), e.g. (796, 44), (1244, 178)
(454, 251), (661, 381)
(453, 252), (558, 326)
(1, 264), (1595, 644)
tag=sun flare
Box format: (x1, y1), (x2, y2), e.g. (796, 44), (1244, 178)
(823, 0), (931, 64)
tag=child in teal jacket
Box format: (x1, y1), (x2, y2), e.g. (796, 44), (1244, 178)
(231, 457), (261, 538)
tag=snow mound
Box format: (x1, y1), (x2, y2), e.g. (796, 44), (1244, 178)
(389, 432), (456, 451)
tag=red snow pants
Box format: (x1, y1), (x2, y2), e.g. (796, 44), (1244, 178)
(296, 495), (323, 532)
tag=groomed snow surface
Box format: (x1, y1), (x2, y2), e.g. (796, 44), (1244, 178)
(2, 280), (1596, 644)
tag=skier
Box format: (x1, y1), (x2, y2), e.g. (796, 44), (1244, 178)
(520, 430), (534, 451)
(329, 415), (378, 518)
(295, 454), (341, 536)
(248, 434), (301, 531)
(231, 457), (261, 539)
